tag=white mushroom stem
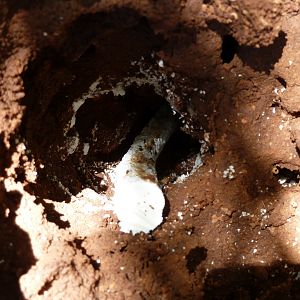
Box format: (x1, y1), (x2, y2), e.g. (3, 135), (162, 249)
(112, 104), (177, 234)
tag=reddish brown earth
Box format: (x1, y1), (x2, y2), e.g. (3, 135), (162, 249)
(1, 0), (300, 299)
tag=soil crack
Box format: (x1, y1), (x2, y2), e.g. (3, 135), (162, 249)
(72, 238), (100, 270)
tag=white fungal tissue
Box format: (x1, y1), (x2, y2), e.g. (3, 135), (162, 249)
(112, 105), (177, 234)
(223, 165), (235, 180)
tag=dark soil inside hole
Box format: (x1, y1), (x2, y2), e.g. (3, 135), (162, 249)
(75, 85), (165, 162)
(23, 83), (168, 197)
(2, 1), (300, 300)
(19, 9), (166, 199)
(156, 129), (201, 180)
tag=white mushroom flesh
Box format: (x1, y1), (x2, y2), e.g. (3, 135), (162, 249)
(112, 105), (177, 234)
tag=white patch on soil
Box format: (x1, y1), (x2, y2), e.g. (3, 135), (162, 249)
(111, 83), (126, 96)
(66, 135), (79, 155)
(173, 152), (204, 184)
(158, 59), (164, 68)
(83, 143), (90, 155)
(223, 165), (235, 180)
(70, 98), (85, 130)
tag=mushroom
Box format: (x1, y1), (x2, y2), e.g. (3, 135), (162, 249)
(112, 104), (177, 234)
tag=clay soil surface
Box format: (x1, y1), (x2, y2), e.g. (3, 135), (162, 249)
(2, 1), (300, 299)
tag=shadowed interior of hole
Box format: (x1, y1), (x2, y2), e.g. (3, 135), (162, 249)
(73, 83), (200, 189)
(19, 8), (203, 198)
(273, 167), (300, 184)
(276, 76), (287, 88)
(156, 130), (201, 180)
(21, 8), (201, 200)
(74, 84), (165, 163)
(221, 35), (239, 63)
(186, 246), (208, 273)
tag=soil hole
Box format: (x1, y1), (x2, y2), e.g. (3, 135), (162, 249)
(75, 84), (164, 162)
(74, 85), (175, 192)
(20, 7), (203, 201)
(186, 246), (208, 273)
(156, 129), (202, 181)
(221, 35), (239, 63)
(276, 76), (287, 88)
(272, 165), (300, 187)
